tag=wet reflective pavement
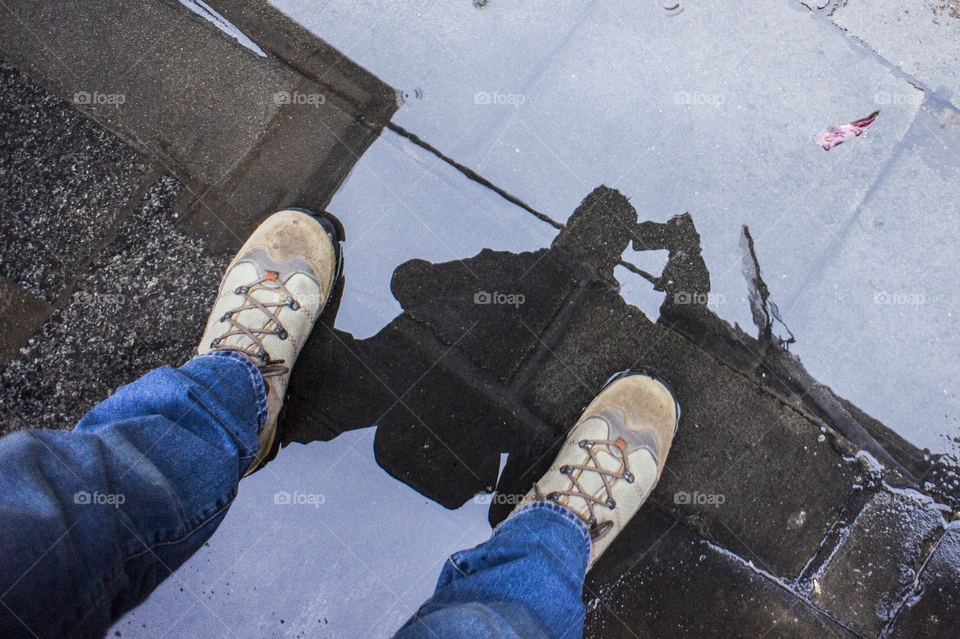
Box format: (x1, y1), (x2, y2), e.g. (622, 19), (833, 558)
(1, 0), (959, 637)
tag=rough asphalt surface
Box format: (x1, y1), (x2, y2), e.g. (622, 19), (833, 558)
(0, 61), (226, 435)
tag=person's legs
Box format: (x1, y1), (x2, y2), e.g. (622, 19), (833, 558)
(0, 209), (342, 639)
(395, 502), (590, 639)
(0, 351), (263, 638)
(394, 369), (680, 639)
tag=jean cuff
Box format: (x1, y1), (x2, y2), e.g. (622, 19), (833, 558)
(198, 351), (269, 431)
(496, 500), (592, 558)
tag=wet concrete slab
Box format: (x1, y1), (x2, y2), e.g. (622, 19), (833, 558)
(886, 520), (960, 639)
(827, 0), (960, 110)
(0, 0), (396, 253)
(811, 490), (946, 637)
(582, 507), (859, 639)
(283, 186), (939, 604)
(785, 99), (960, 461)
(289, 0), (924, 336)
(284, 1), (960, 488)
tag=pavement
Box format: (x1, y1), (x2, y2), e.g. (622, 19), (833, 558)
(1, 0), (959, 638)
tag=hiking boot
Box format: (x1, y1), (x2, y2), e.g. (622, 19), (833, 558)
(198, 209), (342, 475)
(510, 369), (679, 570)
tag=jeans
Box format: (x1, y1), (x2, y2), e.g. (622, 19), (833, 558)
(0, 353), (590, 639)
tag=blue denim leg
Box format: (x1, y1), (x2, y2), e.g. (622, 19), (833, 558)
(0, 351), (265, 639)
(394, 501), (591, 639)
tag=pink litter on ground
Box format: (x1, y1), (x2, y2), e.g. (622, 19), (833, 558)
(813, 111), (879, 151)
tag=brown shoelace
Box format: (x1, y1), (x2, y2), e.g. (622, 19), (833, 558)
(546, 438), (635, 528)
(208, 275), (299, 378)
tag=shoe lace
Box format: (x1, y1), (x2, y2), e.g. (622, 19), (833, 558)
(546, 439), (635, 529)
(208, 273), (300, 378)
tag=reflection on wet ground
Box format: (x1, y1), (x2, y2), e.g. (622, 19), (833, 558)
(2, 0), (960, 636)
(282, 186), (960, 636)
(286, 185), (960, 514)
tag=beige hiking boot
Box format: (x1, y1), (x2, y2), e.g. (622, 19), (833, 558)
(198, 209), (342, 475)
(510, 369), (680, 570)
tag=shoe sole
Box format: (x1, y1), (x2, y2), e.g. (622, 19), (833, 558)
(601, 366), (681, 435)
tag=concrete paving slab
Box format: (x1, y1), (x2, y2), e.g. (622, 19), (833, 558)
(280, 0), (921, 333)
(812, 490), (947, 637)
(0, 0), (397, 254)
(204, 0), (398, 119)
(0, 0), (294, 185)
(582, 508), (859, 639)
(785, 100), (960, 456)
(829, 0), (960, 110)
(177, 82), (379, 251)
(886, 520), (960, 639)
